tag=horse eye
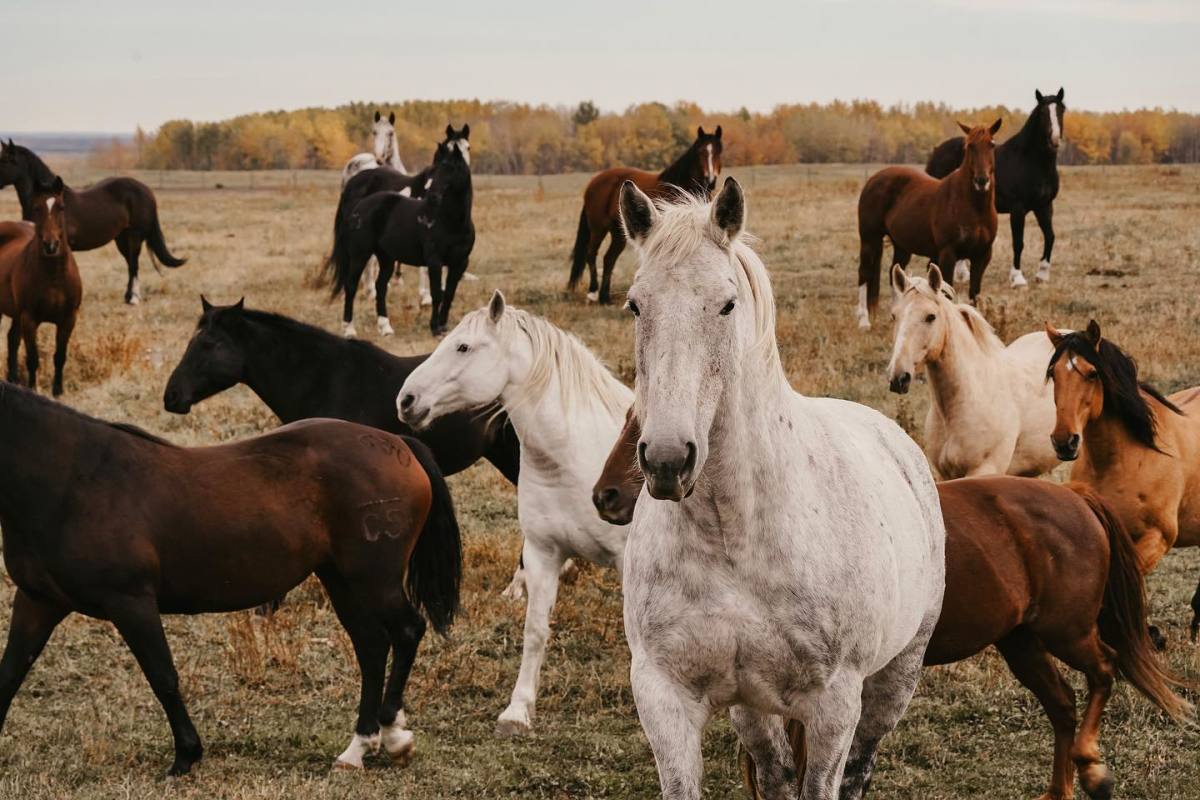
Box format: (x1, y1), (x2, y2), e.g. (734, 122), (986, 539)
(456, 343), (470, 353)
(925, 313), (937, 323)
(720, 300), (736, 316)
(626, 299), (641, 317)
(1086, 371), (1099, 382)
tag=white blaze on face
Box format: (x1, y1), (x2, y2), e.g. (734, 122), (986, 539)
(705, 144), (715, 180)
(1049, 103), (1061, 147)
(46, 197), (55, 212)
(454, 138), (471, 165)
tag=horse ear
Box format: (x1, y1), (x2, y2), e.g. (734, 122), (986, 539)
(890, 264), (910, 297)
(445, 124), (454, 139)
(50, 176), (64, 194)
(388, 112), (395, 125)
(956, 121), (971, 135)
(1036, 89), (1045, 103)
(234, 297), (245, 310)
(619, 180), (658, 244)
(711, 177), (745, 241)
(461, 124), (469, 140)
(989, 118), (1003, 136)
(201, 295), (213, 313)
(714, 125), (722, 139)
(927, 264), (944, 292)
(374, 111), (381, 123)
(1086, 319), (1102, 348)
(1056, 87), (1064, 102)
(697, 126), (706, 138)
(1043, 321), (1065, 347)
(488, 289), (506, 323)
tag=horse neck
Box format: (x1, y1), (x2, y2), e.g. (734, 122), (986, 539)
(925, 320), (997, 420)
(237, 318), (354, 422)
(13, 152), (57, 219)
(1079, 409), (1139, 476)
(1008, 112), (1055, 160)
(658, 149), (700, 192)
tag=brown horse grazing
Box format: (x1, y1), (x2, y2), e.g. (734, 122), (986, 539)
(0, 178), (82, 395)
(0, 140), (185, 304)
(593, 416), (1191, 800)
(0, 386), (462, 777)
(855, 120), (1001, 329)
(1045, 321), (1200, 639)
(568, 126), (722, 304)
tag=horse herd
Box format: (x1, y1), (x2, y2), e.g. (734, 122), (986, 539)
(0, 88), (1197, 799)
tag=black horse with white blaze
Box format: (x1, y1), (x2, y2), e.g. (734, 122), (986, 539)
(926, 88), (1065, 288)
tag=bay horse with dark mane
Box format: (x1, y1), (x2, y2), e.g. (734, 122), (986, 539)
(0, 140), (185, 304)
(0, 385), (462, 776)
(1045, 320), (1200, 641)
(855, 120), (1001, 329)
(0, 177), (82, 395)
(591, 414), (1191, 800)
(928, 89), (1064, 287)
(568, 125), (722, 304)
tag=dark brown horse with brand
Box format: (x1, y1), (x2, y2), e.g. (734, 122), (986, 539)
(0, 387), (461, 776)
(568, 126), (722, 305)
(855, 120), (1000, 329)
(0, 140), (185, 304)
(594, 413), (1190, 800)
(0, 177), (82, 395)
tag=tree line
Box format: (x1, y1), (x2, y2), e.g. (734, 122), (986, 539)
(93, 99), (1200, 173)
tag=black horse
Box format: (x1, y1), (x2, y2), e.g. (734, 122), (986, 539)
(163, 297), (519, 483)
(325, 138), (474, 336)
(926, 89), (1064, 287)
(0, 140), (186, 304)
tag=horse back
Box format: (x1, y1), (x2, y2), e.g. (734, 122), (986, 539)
(859, 167), (939, 253)
(584, 167), (661, 228)
(63, 177), (154, 251)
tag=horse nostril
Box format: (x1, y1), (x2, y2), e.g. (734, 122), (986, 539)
(400, 393), (415, 411)
(683, 442), (697, 474)
(1069, 434), (1080, 449)
(594, 487), (619, 511)
(638, 441), (648, 469)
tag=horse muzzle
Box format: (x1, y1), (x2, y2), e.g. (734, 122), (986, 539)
(638, 439), (697, 502)
(162, 387), (193, 415)
(1051, 433), (1080, 461)
(397, 392), (431, 429)
(42, 239), (61, 256)
(973, 177), (991, 192)
(592, 485), (636, 526)
(889, 371), (912, 394)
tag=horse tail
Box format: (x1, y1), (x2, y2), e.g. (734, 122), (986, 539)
(1072, 483), (1193, 721)
(567, 206), (589, 290)
(145, 208), (186, 268)
(321, 187), (355, 295)
(403, 436), (462, 636)
(856, 179), (886, 317)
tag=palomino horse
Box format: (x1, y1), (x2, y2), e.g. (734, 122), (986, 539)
(397, 291), (631, 735)
(619, 178), (945, 800)
(1046, 321), (1200, 638)
(887, 264), (1059, 478)
(928, 89), (1064, 287)
(0, 388), (462, 776)
(326, 140), (474, 337)
(568, 126), (722, 305)
(855, 120), (1001, 328)
(591, 420), (1190, 799)
(0, 178), (82, 396)
(0, 140), (185, 304)
(341, 110), (408, 187)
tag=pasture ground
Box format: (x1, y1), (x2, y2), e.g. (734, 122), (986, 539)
(1, 163), (1199, 799)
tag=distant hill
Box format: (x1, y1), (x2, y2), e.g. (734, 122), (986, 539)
(0, 132), (133, 157)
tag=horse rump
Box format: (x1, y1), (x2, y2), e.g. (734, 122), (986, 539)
(403, 436), (463, 635)
(322, 190), (402, 300)
(925, 137), (965, 179)
(568, 207), (589, 290)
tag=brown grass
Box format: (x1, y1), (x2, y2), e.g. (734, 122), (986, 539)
(1, 163), (1199, 798)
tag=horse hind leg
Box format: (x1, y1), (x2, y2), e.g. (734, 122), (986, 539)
(598, 229), (626, 305)
(1051, 629), (1117, 800)
(6, 317), (20, 383)
(374, 256), (396, 336)
(856, 234), (885, 330)
(585, 227), (606, 303)
(20, 317), (39, 392)
(115, 230), (144, 305)
(375, 603), (426, 766)
(0, 590), (68, 732)
(1033, 203), (1055, 283)
(496, 541), (564, 735)
(996, 628), (1079, 800)
(51, 316), (76, 397)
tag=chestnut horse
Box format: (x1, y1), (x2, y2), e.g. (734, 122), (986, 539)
(1045, 321), (1200, 638)
(0, 388), (462, 776)
(0, 177), (82, 395)
(855, 120), (1001, 329)
(0, 140), (185, 304)
(591, 414), (1190, 799)
(567, 126), (722, 305)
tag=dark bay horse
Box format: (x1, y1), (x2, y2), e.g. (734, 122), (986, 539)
(0, 140), (185, 304)
(568, 126), (722, 304)
(855, 120), (1001, 328)
(594, 414), (1190, 800)
(163, 297), (520, 484)
(0, 384), (461, 776)
(325, 140), (474, 337)
(0, 177), (82, 395)
(928, 89), (1064, 286)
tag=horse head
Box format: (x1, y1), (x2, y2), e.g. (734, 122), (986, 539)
(1034, 88), (1065, 152)
(692, 126), (723, 195)
(30, 176), (67, 257)
(957, 119), (1002, 193)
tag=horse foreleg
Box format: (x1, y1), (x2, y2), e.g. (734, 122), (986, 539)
(105, 594), (203, 776)
(51, 316), (75, 397)
(1054, 630), (1117, 800)
(0, 590), (68, 732)
(1033, 203), (1055, 283)
(437, 262), (466, 335)
(374, 256), (395, 337)
(630, 659), (710, 800)
(586, 228), (605, 303)
(363, 257), (379, 301)
(115, 230), (144, 305)
(6, 317), (20, 383)
(729, 706), (800, 800)
(599, 229), (626, 305)
(997, 629), (1079, 800)
(1009, 208), (1029, 287)
(341, 256), (367, 338)
(968, 250), (992, 305)
(20, 317), (39, 392)
(425, 261), (446, 336)
(496, 542), (563, 736)
(418, 267), (432, 308)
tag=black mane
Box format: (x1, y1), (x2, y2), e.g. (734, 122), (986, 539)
(0, 381), (175, 446)
(1007, 99), (1062, 157)
(1046, 330), (1182, 452)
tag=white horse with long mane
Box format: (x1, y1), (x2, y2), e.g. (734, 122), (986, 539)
(619, 178), (945, 800)
(341, 110), (407, 186)
(397, 293), (631, 735)
(887, 264), (1060, 478)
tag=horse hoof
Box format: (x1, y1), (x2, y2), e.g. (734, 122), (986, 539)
(462, 271), (479, 282)
(127, 294), (141, 306)
(419, 294), (433, 308)
(333, 757), (362, 771)
(1036, 260), (1051, 283)
(495, 711), (533, 737)
(500, 578), (527, 601)
(1079, 763), (1114, 799)
(559, 559), (580, 585)
(953, 261), (970, 284)
(1149, 625), (1168, 651)
(1009, 269), (1029, 288)
(342, 323), (357, 339)
(586, 291), (599, 303)
(377, 317), (395, 337)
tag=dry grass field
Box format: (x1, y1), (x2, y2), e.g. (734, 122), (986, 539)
(1, 162), (1199, 799)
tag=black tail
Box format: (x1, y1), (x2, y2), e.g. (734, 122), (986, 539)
(1072, 483), (1193, 722)
(567, 207), (589, 290)
(321, 186), (356, 295)
(403, 437), (462, 636)
(146, 210), (186, 268)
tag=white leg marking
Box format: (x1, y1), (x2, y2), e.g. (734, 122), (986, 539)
(418, 267), (432, 307)
(342, 321), (357, 339)
(381, 713), (415, 766)
(952, 260), (970, 285)
(334, 731), (380, 770)
(461, 271), (479, 282)
(364, 258), (378, 300)
(129, 277), (142, 305)
(377, 316), (395, 337)
(855, 283), (870, 330)
(1036, 258), (1051, 283)
(586, 291), (599, 303)
(1010, 267), (1029, 288)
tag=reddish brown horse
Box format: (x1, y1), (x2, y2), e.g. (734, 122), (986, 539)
(0, 177), (82, 396)
(855, 120), (1001, 328)
(0, 140), (185, 304)
(568, 126), (722, 304)
(594, 413), (1190, 800)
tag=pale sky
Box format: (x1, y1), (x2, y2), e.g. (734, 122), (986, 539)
(2, 0), (1196, 133)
